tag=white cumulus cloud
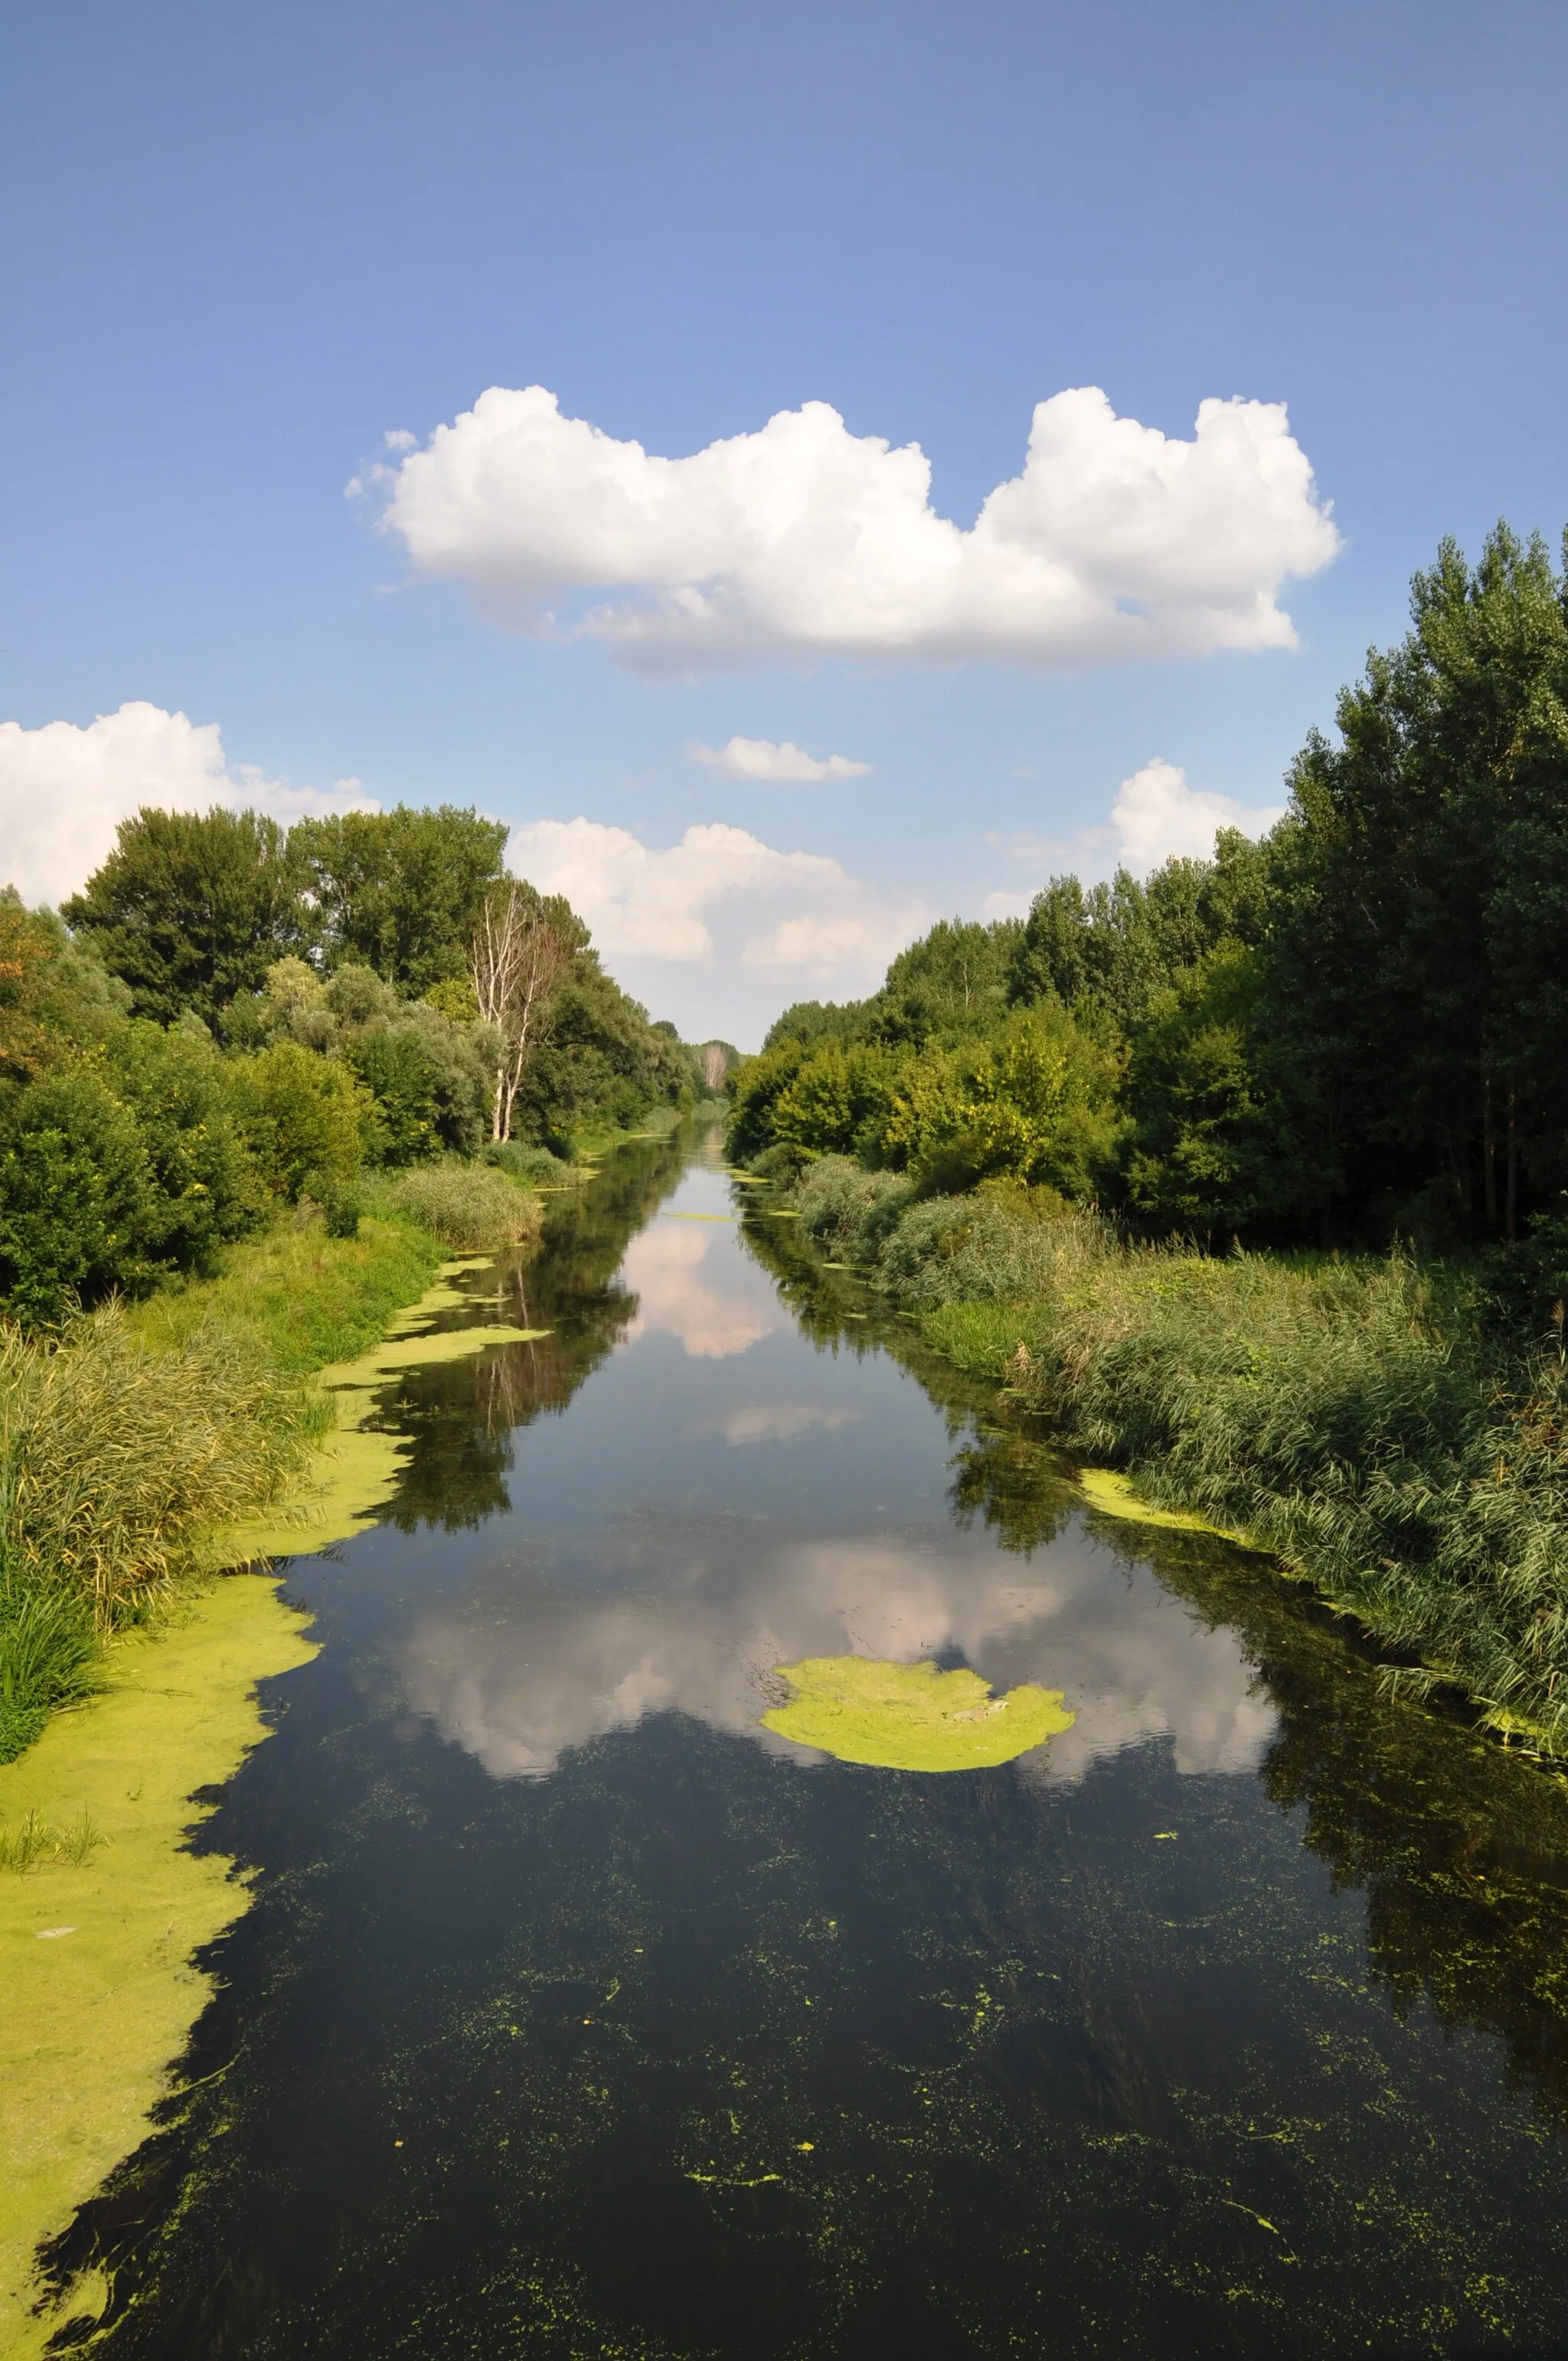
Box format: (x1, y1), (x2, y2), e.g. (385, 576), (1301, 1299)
(1109, 756), (1285, 873)
(379, 384), (1340, 671)
(0, 702), (378, 906)
(507, 815), (929, 1044)
(690, 736), (871, 782)
(983, 755), (1285, 918)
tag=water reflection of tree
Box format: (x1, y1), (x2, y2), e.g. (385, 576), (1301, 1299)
(743, 1203), (1568, 2127)
(377, 1133), (689, 1533)
(950, 1418), (1568, 2122)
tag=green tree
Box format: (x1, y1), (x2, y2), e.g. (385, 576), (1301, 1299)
(1120, 948), (1307, 1240)
(1267, 523), (1568, 1239)
(0, 1063), (156, 1319)
(227, 1041), (371, 1202)
(875, 917), (1023, 1046)
(761, 1000), (874, 1053)
(61, 808), (305, 1029)
(883, 1007), (1120, 1196)
(1008, 834), (1272, 1031)
(292, 805), (508, 994)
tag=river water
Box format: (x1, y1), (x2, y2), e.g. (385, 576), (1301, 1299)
(62, 1128), (1568, 2356)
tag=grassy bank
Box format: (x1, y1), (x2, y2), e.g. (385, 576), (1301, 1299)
(0, 1161), (541, 1765)
(1, 1161), (548, 2350)
(769, 1158), (1568, 1755)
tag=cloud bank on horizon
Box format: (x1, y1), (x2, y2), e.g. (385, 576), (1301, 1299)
(505, 814), (930, 992)
(373, 385), (1341, 669)
(0, 702), (376, 906)
(0, 705), (1285, 1043)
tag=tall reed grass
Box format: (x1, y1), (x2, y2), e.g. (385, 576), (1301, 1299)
(1, 1301), (315, 1628)
(783, 1158), (1568, 1752)
(0, 1183), (511, 1761)
(371, 1159), (542, 1252)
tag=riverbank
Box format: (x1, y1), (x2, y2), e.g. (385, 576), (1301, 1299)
(1, 1162), (544, 1767)
(753, 1157), (1568, 1758)
(0, 1178), (551, 2353)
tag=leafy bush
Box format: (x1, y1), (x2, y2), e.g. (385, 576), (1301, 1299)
(770, 1043), (905, 1162)
(0, 1062), (157, 1318)
(376, 1159), (541, 1252)
(228, 1040), (371, 1200)
(877, 1187), (1083, 1310)
(883, 1008), (1122, 1196)
(485, 1139), (571, 1184)
(109, 1018), (267, 1268)
(792, 1158), (915, 1257)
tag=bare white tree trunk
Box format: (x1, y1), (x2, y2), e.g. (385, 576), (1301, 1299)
(472, 885), (574, 1144)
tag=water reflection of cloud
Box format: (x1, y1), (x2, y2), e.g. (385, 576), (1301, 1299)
(619, 1223), (782, 1359)
(400, 1518), (1275, 1788)
(716, 1405), (864, 1445)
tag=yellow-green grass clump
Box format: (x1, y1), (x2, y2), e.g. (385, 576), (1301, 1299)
(763, 1655), (1074, 1772)
(0, 1575), (316, 2358)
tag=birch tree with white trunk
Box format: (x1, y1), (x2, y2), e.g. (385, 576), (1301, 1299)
(472, 882), (577, 1142)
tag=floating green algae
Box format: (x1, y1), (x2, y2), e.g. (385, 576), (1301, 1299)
(761, 1656), (1075, 1772)
(0, 1576), (317, 2356)
(1078, 1466), (1253, 1546)
(220, 1262), (551, 1560)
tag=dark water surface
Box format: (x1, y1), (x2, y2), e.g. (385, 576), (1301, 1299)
(56, 1130), (1568, 2356)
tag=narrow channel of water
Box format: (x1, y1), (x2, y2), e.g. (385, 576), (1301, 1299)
(55, 1128), (1568, 2356)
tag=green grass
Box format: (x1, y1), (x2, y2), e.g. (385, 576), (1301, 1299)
(367, 1159), (542, 1255)
(0, 1169), (537, 1762)
(0, 1804), (104, 1872)
(779, 1158), (1568, 1755)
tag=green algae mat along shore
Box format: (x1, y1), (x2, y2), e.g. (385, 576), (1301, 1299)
(0, 1255), (550, 2354)
(0, 1576), (318, 2358)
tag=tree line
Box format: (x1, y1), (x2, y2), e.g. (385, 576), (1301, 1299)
(0, 802), (714, 1319)
(733, 524), (1568, 1282)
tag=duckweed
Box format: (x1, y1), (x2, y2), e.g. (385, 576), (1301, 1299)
(762, 1655), (1075, 1772)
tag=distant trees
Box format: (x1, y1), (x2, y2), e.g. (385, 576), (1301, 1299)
(733, 522), (1568, 1256)
(0, 806), (697, 1319)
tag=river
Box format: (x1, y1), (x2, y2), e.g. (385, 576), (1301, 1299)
(58, 1126), (1568, 2356)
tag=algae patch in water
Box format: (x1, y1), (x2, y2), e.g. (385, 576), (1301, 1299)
(1078, 1467), (1252, 1546)
(221, 1262), (551, 1560)
(0, 1576), (316, 2356)
(762, 1656), (1074, 1772)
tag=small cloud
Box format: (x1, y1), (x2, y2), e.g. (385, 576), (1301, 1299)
(690, 736), (871, 783)
(984, 756), (1285, 916)
(717, 1405), (864, 1445)
(1109, 756), (1283, 874)
(383, 428), (417, 452)
(344, 475), (366, 500)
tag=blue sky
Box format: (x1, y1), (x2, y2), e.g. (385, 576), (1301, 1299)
(4, 0), (1566, 1043)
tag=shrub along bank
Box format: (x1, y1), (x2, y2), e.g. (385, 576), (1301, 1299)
(0, 1172), (540, 1765)
(765, 1161), (1568, 1752)
(726, 526), (1568, 1756)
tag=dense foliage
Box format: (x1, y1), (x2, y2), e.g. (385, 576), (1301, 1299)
(736, 524), (1568, 1274)
(0, 802), (695, 1321)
